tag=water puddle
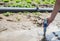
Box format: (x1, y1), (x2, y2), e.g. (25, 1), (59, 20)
(39, 31), (60, 41)
(46, 31), (60, 41)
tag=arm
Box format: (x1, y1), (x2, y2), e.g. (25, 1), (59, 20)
(47, 0), (60, 25)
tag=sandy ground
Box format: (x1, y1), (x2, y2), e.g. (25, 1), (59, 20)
(0, 13), (60, 41)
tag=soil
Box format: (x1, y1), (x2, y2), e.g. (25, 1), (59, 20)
(0, 12), (60, 41)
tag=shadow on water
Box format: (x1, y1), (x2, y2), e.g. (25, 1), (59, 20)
(41, 37), (47, 41)
(41, 32), (48, 41)
(41, 35), (49, 41)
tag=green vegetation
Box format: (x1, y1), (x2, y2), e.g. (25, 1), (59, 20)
(43, 0), (55, 4)
(3, 0), (9, 2)
(0, 0), (56, 7)
(3, 12), (42, 16)
(3, 12), (14, 16)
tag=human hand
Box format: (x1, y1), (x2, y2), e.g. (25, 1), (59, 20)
(47, 17), (54, 25)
